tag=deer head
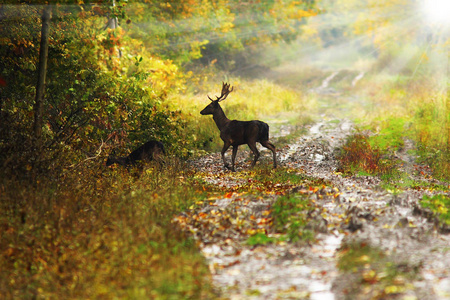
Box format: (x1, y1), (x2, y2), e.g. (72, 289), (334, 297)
(200, 82), (233, 115)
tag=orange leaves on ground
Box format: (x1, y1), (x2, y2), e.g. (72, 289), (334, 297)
(198, 212), (208, 219)
(262, 210), (271, 216)
(362, 269), (379, 284)
(174, 192), (275, 247)
(257, 218), (272, 226)
(309, 186), (319, 193)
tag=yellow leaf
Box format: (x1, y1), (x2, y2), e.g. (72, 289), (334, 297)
(247, 229), (256, 235)
(358, 255), (370, 262)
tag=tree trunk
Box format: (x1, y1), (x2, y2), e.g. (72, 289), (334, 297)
(33, 5), (51, 142)
(105, 0), (122, 58)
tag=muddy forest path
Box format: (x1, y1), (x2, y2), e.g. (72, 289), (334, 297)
(175, 73), (450, 300)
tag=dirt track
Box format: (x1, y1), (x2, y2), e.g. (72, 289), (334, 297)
(176, 72), (450, 299)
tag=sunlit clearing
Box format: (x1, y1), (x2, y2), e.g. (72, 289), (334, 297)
(421, 0), (450, 26)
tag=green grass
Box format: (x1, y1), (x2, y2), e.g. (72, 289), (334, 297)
(337, 241), (420, 299)
(246, 232), (277, 246)
(250, 167), (324, 191)
(338, 128), (449, 195)
(188, 167), (329, 246)
(380, 171), (450, 195)
(337, 133), (399, 177)
(341, 116), (409, 177)
(245, 191), (321, 246)
(420, 194), (450, 226)
(166, 77), (317, 153)
(271, 194), (316, 243)
(366, 117), (408, 151)
(354, 73), (449, 182)
(338, 110), (449, 193)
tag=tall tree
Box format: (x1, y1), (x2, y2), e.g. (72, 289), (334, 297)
(33, 4), (51, 142)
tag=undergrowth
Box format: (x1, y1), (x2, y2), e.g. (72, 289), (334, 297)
(243, 168), (328, 245)
(0, 74), (315, 298)
(337, 241), (420, 299)
(367, 117), (407, 151)
(166, 78), (315, 152)
(337, 133), (398, 176)
(356, 75), (449, 182)
(0, 159), (216, 299)
(420, 194), (450, 226)
(271, 194), (316, 243)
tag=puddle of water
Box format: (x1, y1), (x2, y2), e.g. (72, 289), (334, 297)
(314, 153), (325, 162)
(187, 116), (450, 299)
(351, 71), (365, 87)
(340, 120), (352, 131)
(311, 291), (335, 300)
(309, 122), (324, 135)
(318, 234), (344, 258)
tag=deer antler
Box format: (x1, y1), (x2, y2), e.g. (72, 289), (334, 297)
(208, 82), (234, 102)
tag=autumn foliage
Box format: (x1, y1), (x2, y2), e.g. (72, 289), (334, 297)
(1, 1), (449, 298)
(0, 1), (320, 298)
(337, 133), (396, 176)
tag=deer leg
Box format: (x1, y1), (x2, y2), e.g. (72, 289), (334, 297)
(231, 145), (238, 172)
(221, 142), (232, 170)
(260, 141), (277, 168)
(247, 142), (260, 168)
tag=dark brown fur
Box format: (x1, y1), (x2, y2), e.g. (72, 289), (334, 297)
(106, 140), (165, 167)
(200, 83), (276, 171)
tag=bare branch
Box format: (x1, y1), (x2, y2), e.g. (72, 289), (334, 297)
(66, 138), (107, 170)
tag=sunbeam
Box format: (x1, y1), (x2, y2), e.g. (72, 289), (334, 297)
(421, 0), (450, 26)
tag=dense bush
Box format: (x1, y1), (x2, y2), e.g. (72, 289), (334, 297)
(0, 1), (319, 181)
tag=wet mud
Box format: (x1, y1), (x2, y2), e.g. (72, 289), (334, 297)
(176, 72), (450, 299)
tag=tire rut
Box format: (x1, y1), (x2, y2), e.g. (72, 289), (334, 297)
(177, 117), (450, 299)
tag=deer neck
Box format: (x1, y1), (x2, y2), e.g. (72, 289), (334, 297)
(212, 105), (230, 130)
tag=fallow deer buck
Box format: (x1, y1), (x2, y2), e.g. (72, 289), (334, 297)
(200, 82), (277, 171)
(106, 140), (165, 168)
